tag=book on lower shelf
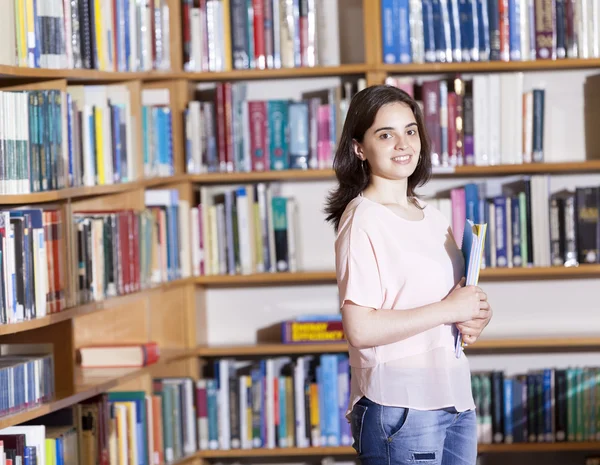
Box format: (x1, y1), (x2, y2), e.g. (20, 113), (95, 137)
(258, 315), (346, 344)
(77, 342), (160, 369)
(0, 344), (55, 419)
(0, 207), (66, 324)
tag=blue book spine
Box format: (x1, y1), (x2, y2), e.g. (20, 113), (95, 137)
(504, 377), (513, 443)
(288, 102), (309, 169)
(494, 196), (508, 267)
(142, 107), (149, 174)
(268, 100), (289, 170)
(476, 0), (490, 60)
(278, 376), (287, 446)
(381, 0), (399, 63)
(112, 105), (121, 183)
(432, 0), (449, 61)
(543, 369), (553, 441)
(508, 0), (521, 60)
(458, 0), (474, 60)
(398, 0), (412, 63)
(487, 0), (500, 60)
(464, 183), (480, 224)
(555, 0), (566, 58)
(422, 0), (437, 61)
(338, 355), (351, 446)
(124, 0), (131, 71)
(448, 0), (462, 61)
(511, 197), (522, 266)
(66, 93), (73, 187)
(322, 354), (340, 446)
(206, 379), (219, 449)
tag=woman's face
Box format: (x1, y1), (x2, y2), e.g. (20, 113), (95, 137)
(353, 102), (421, 182)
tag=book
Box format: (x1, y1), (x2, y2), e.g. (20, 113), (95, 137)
(455, 219), (488, 358)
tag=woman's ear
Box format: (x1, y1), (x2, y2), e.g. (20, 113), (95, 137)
(352, 139), (364, 161)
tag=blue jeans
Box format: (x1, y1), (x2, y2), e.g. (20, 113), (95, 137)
(349, 397), (477, 465)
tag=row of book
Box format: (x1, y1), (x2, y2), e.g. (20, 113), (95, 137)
(0, 345), (54, 419)
(473, 367), (600, 445)
(193, 183), (298, 276)
(0, 209), (65, 323)
(201, 354), (351, 450)
(1, 0), (171, 71)
(184, 80), (363, 175)
(387, 73), (546, 168)
(73, 189), (188, 305)
(429, 176), (600, 269)
(381, 0), (600, 64)
(0, 380), (193, 465)
(0, 84), (176, 195)
(181, 0), (341, 72)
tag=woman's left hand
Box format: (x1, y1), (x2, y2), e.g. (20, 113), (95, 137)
(457, 303), (493, 345)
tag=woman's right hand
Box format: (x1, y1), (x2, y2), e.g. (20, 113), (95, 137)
(442, 278), (489, 323)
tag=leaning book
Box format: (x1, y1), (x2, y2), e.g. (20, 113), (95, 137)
(455, 219), (488, 358)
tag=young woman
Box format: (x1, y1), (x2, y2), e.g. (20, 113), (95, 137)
(325, 85), (493, 465)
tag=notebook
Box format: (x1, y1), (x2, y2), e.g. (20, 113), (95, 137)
(454, 219), (488, 358)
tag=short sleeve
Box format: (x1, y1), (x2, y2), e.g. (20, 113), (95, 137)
(335, 225), (384, 310)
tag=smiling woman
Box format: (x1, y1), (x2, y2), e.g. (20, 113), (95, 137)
(324, 85), (493, 465)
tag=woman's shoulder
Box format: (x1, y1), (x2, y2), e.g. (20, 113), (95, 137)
(338, 194), (383, 235)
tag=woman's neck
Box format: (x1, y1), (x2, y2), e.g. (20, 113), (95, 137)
(362, 175), (410, 207)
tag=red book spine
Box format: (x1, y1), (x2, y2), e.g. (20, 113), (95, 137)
(499, 0), (510, 61)
(447, 92), (458, 167)
(216, 84), (227, 172)
(248, 101), (269, 171)
(253, 0), (266, 69)
(51, 211), (63, 312)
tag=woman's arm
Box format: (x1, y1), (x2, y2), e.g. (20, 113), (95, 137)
(342, 283), (490, 349)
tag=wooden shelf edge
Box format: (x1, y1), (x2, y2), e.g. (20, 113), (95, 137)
(196, 334), (600, 358)
(196, 446), (356, 458)
(0, 277), (194, 336)
(194, 265), (600, 287)
(179, 64), (370, 81)
(0, 176), (188, 205)
(195, 271), (337, 286)
(477, 441), (600, 453)
(0, 347), (197, 429)
(193, 441), (600, 458)
(196, 342), (349, 357)
(380, 57), (600, 74)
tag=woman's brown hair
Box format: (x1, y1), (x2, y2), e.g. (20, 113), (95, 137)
(324, 84), (432, 232)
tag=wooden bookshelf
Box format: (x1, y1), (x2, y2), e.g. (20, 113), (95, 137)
(180, 64), (370, 81)
(196, 335), (600, 358)
(193, 442), (600, 459)
(0, 277), (194, 337)
(2, 0), (599, 461)
(194, 265), (600, 287)
(380, 57), (600, 74)
(196, 342), (349, 357)
(0, 348), (196, 430)
(477, 442), (600, 453)
(195, 271), (337, 286)
(196, 446), (356, 459)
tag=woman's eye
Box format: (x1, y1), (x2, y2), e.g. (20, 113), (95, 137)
(407, 129), (417, 136)
(379, 133), (392, 139)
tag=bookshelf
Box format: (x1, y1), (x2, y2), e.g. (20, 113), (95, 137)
(0, 0), (598, 464)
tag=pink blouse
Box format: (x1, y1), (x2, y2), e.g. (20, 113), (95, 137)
(335, 194), (476, 416)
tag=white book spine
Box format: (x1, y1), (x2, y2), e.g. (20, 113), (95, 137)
(316, 0), (340, 66)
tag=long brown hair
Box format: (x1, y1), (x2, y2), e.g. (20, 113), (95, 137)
(324, 84), (432, 232)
